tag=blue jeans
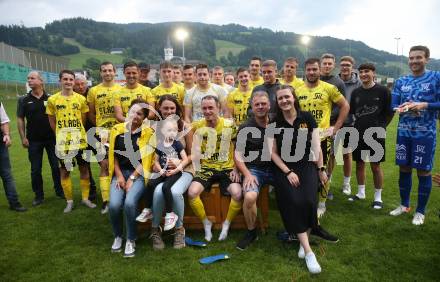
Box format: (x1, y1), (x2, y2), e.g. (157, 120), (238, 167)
(108, 169), (145, 240)
(245, 166), (274, 193)
(152, 171), (193, 228)
(28, 139), (63, 199)
(0, 142), (20, 207)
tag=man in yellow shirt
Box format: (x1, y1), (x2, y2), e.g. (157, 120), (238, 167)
(151, 62), (186, 108)
(227, 68), (252, 127)
(87, 61), (121, 214)
(187, 95), (242, 242)
(296, 58), (349, 218)
(114, 62), (153, 122)
(248, 57), (264, 89)
(46, 70), (95, 213)
(280, 57), (304, 89)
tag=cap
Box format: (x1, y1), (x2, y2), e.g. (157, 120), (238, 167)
(138, 62), (150, 70)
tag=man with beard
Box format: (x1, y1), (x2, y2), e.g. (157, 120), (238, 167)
(114, 62), (153, 121)
(138, 62), (157, 89)
(390, 45), (440, 225)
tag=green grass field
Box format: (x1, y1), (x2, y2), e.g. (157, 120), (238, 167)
(0, 98), (439, 281)
(214, 40), (246, 60)
(63, 38), (125, 69)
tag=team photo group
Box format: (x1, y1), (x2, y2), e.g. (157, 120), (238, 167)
(1, 45), (439, 274)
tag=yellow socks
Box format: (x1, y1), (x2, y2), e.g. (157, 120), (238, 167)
(61, 177), (73, 201)
(99, 176), (110, 202)
(226, 198), (242, 222)
(80, 178), (90, 200)
(189, 196), (206, 221)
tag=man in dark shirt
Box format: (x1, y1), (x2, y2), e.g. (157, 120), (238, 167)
(235, 91), (274, 250)
(349, 63), (393, 209)
(138, 62), (157, 89)
(17, 71), (64, 206)
(248, 60), (282, 116)
(74, 74), (97, 201)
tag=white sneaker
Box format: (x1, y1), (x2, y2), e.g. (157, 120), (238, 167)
(317, 203), (326, 218)
(111, 237), (123, 252)
(389, 205), (411, 216)
(81, 199), (97, 209)
(101, 201), (109, 215)
(203, 219), (213, 242)
(412, 212), (425, 225)
(218, 221), (230, 241)
(63, 200), (74, 213)
(298, 245), (305, 259)
(164, 212), (178, 231)
(124, 240), (136, 258)
(136, 208), (153, 223)
(342, 183), (351, 195)
(305, 252), (321, 274)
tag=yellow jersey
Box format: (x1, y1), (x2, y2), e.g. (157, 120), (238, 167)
(280, 77), (305, 90)
(46, 92), (89, 151)
(151, 82), (185, 106)
(114, 84), (152, 117)
(227, 88), (252, 126)
(191, 117), (236, 170)
(296, 80), (343, 130)
(87, 83), (121, 128)
(248, 76), (264, 89)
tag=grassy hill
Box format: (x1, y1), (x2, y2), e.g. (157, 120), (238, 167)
(214, 39), (246, 60)
(63, 38), (125, 69)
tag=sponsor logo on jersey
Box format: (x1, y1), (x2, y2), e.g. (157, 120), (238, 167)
(396, 144), (407, 160)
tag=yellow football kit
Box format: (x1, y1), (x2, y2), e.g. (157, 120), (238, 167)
(227, 88), (252, 126)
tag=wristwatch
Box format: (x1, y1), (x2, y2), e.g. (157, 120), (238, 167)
(317, 166), (326, 172)
(129, 174), (138, 181)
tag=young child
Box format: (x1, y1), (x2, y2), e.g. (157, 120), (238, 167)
(136, 119), (189, 231)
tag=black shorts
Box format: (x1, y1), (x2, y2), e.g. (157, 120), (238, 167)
(192, 168), (234, 196)
(58, 149), (88, 169)
(85, 134), (109, 160)
(352, 131), (386, 163)
(331, 127), (354, 155)
(320, 138), (331, 166)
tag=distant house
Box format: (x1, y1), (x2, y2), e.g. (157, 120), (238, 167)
(110, 48), (124, 55)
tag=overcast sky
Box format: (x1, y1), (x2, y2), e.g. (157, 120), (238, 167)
(1, 0), (439, 59)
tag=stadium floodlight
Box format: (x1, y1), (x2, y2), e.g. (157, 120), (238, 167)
(175, 28), (189, 63)
(301, 35), (311, 58)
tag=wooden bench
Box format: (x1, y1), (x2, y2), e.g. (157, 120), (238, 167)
(138, 184), (269, 230)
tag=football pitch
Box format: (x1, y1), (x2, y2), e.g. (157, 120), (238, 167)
(0, 98), (439, 281)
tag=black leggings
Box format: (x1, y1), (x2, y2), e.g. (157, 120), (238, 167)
(144, 172), (182, 213)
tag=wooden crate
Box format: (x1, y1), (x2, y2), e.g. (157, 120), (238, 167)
(138, 184), (269, 231)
